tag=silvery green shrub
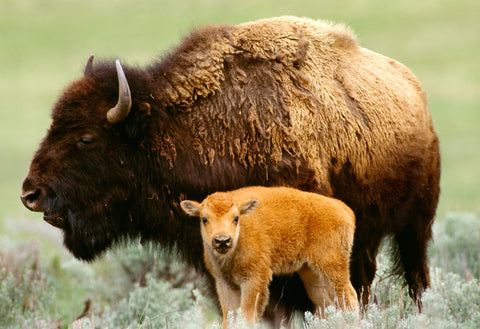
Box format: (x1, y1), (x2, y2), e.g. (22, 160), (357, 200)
(0, 243), (56, 329)
(428, 212), (480, 279)
(419, 269), (480, 329)
(2, 212), (480, 328)
(99, 274), (210, 328)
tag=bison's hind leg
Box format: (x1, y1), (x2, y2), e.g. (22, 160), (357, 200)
(393, 142), (439, 310)
(393, 212), (434, 310)
(348, 219), (384, 307)
(391, 189), (437, 311)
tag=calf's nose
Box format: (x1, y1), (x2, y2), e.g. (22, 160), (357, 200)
(213, 235), (232, 249)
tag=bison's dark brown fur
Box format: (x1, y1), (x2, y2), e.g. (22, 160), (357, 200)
(21, 16), (440, 324)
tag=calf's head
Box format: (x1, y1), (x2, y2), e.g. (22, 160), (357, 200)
(180, 195), (259, 255)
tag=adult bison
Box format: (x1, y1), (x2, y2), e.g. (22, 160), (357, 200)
(21, 16), (440, 324)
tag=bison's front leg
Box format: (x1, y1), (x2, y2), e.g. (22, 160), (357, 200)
(240, 276), (271, 324)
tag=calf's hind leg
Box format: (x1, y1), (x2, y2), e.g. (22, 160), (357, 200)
(297, 265), (333, 316)
(298, 264), (358, 316)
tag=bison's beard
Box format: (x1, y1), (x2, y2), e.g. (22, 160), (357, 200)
(62, 209), (115, 261)
(47, 190), (134, 261)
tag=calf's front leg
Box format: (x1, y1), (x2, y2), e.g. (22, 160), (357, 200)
(216, 278), (241, 328)
(240, 276), (271, 324)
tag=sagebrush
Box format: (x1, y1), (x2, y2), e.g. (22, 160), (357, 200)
(1, 212), (479, 328)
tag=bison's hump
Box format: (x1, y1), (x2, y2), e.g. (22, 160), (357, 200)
(157, 16), (358, 109)
(231, 16), (358, 64)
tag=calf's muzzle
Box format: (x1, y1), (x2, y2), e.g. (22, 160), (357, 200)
(213, 234), (232, 252)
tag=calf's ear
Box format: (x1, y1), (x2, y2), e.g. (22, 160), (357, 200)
(240, 200), (259, 215)
(180, 200), (201, 217)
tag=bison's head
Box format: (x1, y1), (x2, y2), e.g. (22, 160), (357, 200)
(21, 56), (157, 261)
(180, 194), (259, 256)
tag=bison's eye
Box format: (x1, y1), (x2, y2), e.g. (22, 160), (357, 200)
(77, 135), (96, 147)
(201, 217), (208, 224)
(234, 216), (239, 223)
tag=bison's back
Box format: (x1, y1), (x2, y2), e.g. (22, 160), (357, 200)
(171, 16), (437, 200)
(231, 16), (435, 196)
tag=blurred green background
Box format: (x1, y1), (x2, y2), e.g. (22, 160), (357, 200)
(1, 0), (479, 240)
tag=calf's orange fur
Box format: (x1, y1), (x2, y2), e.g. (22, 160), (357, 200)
(181, 186), (358, 327)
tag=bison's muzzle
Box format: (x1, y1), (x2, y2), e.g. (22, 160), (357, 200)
(21, 178), (45, 212)
(21, 178), (65, 229)
(20, 188), (42, 212)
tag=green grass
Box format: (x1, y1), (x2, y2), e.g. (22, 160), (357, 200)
(0, 0), (479, 327)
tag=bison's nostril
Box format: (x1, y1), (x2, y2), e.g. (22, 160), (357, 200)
(20, 188), (42, 211)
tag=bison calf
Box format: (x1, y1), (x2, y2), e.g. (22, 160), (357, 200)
(181, 186), (358, 327)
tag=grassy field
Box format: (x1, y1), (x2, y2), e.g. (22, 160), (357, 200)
(1, 0), (479, 328)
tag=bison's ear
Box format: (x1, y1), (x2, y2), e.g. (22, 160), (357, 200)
(180, 200), (201, 217)
(123, 102), (152, 141)
(137, 102), (152, 115)
(240, 200), (259, 215)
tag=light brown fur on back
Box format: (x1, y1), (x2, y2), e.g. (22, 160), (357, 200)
(162, 16), (434, 194)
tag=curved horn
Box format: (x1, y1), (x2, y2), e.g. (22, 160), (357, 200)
(107, 60), (132, 124)
(84, 54), (94, 76)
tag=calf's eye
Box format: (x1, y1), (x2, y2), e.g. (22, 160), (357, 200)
(234, 216), (239, 223)
(202, 217), (208, 224)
